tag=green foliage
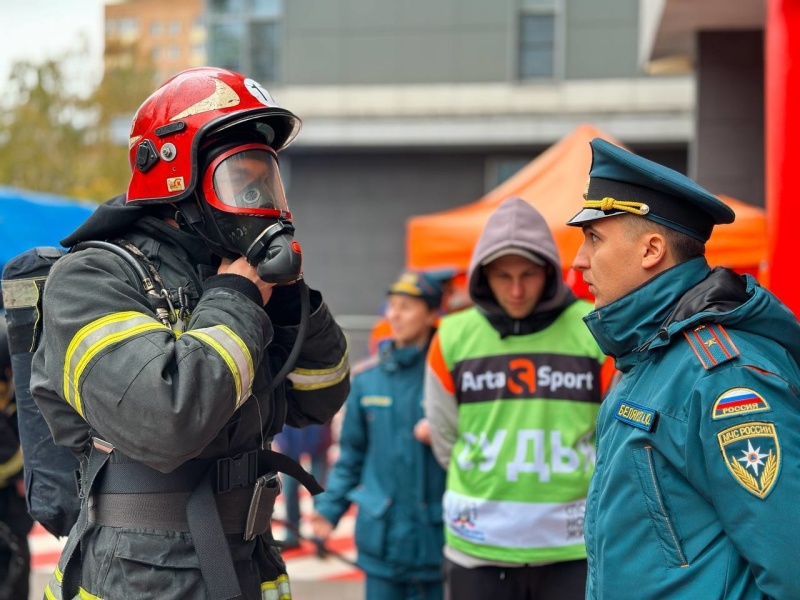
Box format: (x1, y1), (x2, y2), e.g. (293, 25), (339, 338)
(0, 44), (155, 203)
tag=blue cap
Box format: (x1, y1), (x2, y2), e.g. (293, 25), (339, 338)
(567, 138), (735, 242)
(387, 271), (443, 308)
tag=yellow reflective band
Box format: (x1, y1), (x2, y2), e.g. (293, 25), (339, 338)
(63, 311), (171, 416)
(261, 573), (291, 600)
(45, 567), (63, 600)
(64, 312), (170, 416)
(78, 587), (104, 600)
(184, 325), (253, 408)
(288, 349), (349, 391)
(0, 447), (23, 482)
(583, 196), (649, 216)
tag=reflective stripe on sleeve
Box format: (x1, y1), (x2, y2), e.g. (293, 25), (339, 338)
(63, 311), (173, 417)
(287, 349), (349, 391)
(261, 573), (292, 599)
(45, 566), (63, 600)
(183, 325), (254, 408)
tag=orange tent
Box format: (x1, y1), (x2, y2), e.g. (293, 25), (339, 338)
(405, 124), (767, 282)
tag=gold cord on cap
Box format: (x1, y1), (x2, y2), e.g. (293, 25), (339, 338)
(583, 196), (650, 215)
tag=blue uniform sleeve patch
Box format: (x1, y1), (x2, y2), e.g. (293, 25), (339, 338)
(614, 400), (657, 431)
(683, 323), (740, 370)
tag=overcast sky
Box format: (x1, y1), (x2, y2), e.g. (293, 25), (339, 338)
(0, 0), (109, 86)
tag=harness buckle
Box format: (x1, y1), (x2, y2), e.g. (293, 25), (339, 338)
(216, 450), (258, 494)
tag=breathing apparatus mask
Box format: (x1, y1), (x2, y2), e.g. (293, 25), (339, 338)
(184, 139), (302, 283)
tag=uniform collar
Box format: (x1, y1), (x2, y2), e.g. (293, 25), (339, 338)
(583, 257), (711, 367)
(378, 339), (429, 371)
(133, 216), (214, 267)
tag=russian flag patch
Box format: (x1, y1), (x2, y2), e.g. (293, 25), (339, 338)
(712, 387), (770, 420)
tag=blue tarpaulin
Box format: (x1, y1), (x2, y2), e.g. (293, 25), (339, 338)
(0, 186), (96, 276)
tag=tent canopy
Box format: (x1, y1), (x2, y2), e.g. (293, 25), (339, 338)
(0, 187), (96, 276)
(405, 125), (766, 278)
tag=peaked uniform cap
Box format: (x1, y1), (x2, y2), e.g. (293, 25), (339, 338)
(567, 138), (735, 242)
(387, 271), (444, 308)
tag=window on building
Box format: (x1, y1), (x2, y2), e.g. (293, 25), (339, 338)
(250, 21), (279, 82)
(169, 21), (181, 36)
(210, 0), (244, 15)
(168, 45), (181, 60)
(151, 21), (163, 36)
(486, 157), (533, 190)
(206, 0), (283, 82)
(209, 22), (245, 72)
(252, 0), (281, 17)
(519, 13), (556, 79)
(119, 18), (140, 36)
(151, 45), (162, 60)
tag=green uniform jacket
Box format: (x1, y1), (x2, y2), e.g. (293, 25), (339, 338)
(30, 212), (349, 600)
(584, 257), (800, 600)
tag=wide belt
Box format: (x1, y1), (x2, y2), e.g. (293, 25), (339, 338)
(88, 485), (277, 537)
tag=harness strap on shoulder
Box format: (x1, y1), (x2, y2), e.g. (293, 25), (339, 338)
(683, 323), (740, 370)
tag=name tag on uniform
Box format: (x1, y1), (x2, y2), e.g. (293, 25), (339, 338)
(614, 400), (657, 431)
(361, 395), (392, 407)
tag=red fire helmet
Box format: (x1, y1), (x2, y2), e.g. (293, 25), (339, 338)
(126, 67), (301, 205)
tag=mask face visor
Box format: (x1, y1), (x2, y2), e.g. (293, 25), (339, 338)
(202, 143), (290, 218)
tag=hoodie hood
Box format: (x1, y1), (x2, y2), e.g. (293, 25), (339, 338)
(469, 197), (572, 331)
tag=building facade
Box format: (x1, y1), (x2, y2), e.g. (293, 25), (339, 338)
(105, 0), (206, 83)
(118, 0), (697, 359)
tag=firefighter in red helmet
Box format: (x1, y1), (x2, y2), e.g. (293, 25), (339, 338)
(31, 67), (349, 600)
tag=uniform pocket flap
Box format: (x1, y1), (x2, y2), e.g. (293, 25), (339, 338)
(113, 531), (201, 569)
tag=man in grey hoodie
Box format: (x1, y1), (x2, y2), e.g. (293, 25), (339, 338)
(425, 197), (614, 600)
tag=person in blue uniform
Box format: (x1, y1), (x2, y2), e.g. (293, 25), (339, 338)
(274, 422), (332, 549)
(311, 271), (447, 600)
(567, 137), (800, 599)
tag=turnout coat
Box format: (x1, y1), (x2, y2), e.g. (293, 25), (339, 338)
(31, 205), (349, 600)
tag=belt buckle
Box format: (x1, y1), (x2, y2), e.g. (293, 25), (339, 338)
(244, 472), (279, 541)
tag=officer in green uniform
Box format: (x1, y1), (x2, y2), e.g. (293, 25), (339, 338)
(568, 138), (800, 599)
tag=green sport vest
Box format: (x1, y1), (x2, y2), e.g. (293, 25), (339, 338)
(438, 301), (606, 564)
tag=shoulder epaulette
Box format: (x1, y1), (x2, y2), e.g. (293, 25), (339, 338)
(350, 353), (381, 377)
(683, 323), (740, 370)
